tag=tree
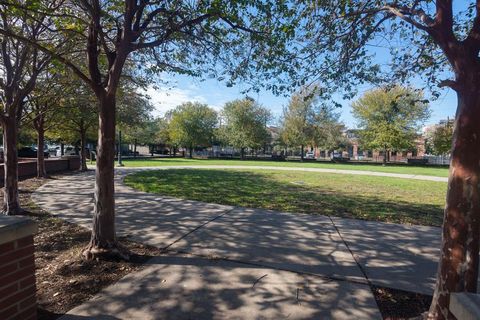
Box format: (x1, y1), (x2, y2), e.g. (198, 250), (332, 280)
(280, 87), (317, 160)
(118, 86), (154, 157)
(280, 86), (347, 159)
(0, 2), (52, 214)
(1, 1), (295, 259)
(428, 120), (454, 156)
(221, 98), (271, 159)
(168, 102), (217, 158)
(315, 107), (348, 156)
(352, 86), (430, 165)
(288, 2), (480, 317)
(25, 73), (64, 177)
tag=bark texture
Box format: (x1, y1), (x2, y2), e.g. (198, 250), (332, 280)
(2, 116), (21, 215)
(83, 94), (127, 260)
(428, 86), (480, 319)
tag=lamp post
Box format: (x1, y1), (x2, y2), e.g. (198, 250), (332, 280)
(117, 130), (124, 167)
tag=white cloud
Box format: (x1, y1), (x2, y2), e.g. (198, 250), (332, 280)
(142, 86), (209, 116)
(141, 84), (231, 117)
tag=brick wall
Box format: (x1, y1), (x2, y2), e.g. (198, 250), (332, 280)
(0, 156), (81, 184)
(0, 235), (37, 320)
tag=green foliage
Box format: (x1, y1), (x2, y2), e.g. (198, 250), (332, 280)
(426, 120), (454, 156)
(220, 98), (271, 151)
(280, 86), (347, 152)
(352, 86), (430, 153)
(289, 2), (476, 99)
(168, 102), (218, 150)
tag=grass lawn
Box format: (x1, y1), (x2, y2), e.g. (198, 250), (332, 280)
(124, 168), (447, 226)
(119, 157), (450, 177)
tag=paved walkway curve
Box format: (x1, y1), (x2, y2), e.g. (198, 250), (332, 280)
(32, 168), (462, 320)
(114, 164), (449, 182)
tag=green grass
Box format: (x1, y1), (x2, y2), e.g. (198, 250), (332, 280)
(124, 168), (447, 226)
(119, 157), (449, 177)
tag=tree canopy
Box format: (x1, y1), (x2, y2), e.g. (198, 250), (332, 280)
(220, 98), (271, 158)
(352, 86), (430, 160)
(168, 102), (218, 158)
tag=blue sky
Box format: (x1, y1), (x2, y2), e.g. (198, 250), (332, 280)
(146, 73), (457, 129)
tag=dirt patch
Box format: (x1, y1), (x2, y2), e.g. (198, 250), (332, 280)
(373, 285), (432, 319)
(3, 174), (162, 320)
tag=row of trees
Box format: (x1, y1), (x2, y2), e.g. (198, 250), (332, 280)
(1, 1), (479, 317)
(152, 98), (271, 159)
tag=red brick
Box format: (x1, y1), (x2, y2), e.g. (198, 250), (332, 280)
(16, 236), (33, 249)
(0, 245), (34, 264)
(0, 286), (35, 310)
(0, 305), (18, 319)
(12, 304), (36, 320)
(0, 242), (15, 255)
(0, 265), (35, 289)
(19, 294), (36, 309)
(19, 276), (35, 289)
(18, 256), (34, 269)
(0, 262), (18, 277)
(0, 283), (18, 300)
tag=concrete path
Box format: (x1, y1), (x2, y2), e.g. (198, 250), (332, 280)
(31, 168), (456, 319)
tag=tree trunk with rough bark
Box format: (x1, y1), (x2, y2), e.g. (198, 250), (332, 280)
(35, 116), (47, 178)
(428, 86), (480, 319)
(2, 116), (21, 215)
(83, 93), (126, 260)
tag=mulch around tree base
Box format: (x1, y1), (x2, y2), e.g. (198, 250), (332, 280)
(6, 175), (433, 320)
(373, 285), (432, 319)
(4, 175), (162, 320)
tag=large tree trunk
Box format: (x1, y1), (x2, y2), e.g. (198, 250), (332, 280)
(189, 146), (193, 159)
(83, 94), (126, 260)
(79, 126), (88, 172)
(428, 88), (480, 319)
(36, 118), (47, 178)
(2, 116), (21, 215)
(301, 144), (304, 161)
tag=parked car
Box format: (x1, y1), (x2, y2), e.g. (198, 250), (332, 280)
(305, 151), (315, 159)
(18, 146), (49, 158)
(56, 146), (77, 157)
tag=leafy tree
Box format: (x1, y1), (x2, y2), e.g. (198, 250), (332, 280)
(280, 86), (347, 158)
(221, 98), (271, 159)
(280, 87), (317, 160)
(289, 3), (480, 314)
(25, 72), (65, 177)
(352, 86), (430, 165)
(315, 107), (348, 155)
(117, 86), (154, 157)
(0, 2), (53, 214)
(0, 1), (296, 259)
(428, 120), (454, 156)
(168, 102), (217, 158)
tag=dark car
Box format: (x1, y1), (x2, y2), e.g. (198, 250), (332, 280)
(18, 147), (49, 158)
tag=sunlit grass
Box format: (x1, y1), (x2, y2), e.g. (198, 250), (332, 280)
(124, 168), (447, 226)
(119, 157), (449, 177)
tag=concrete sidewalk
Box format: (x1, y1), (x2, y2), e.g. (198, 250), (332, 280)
(31, 169), (459, 319)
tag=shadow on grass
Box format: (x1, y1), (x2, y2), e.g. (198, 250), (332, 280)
(125, 169), (444, 226)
